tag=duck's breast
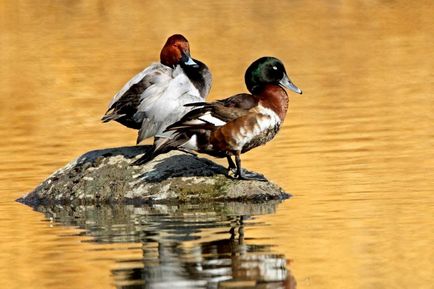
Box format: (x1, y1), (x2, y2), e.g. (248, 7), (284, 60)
(239, 105), (282, 152)
(211, 104), (281, 153)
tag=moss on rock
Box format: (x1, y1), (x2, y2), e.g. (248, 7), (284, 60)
(17, 145), (290, 206)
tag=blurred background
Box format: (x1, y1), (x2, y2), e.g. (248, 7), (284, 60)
(0, 1), (433, 288)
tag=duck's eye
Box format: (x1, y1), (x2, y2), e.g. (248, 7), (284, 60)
(272, 66), (278, 70)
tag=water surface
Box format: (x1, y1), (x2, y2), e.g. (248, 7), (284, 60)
(0, 1), (433, 288)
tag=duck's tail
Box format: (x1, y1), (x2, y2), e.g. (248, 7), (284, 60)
(132, 133), (191, 165)
(101, 112), (117, 123)
(184, 102), (207, 107)
(132, 145), (157, 165)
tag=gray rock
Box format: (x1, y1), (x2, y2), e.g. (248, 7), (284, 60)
(17, 145), (290, 206)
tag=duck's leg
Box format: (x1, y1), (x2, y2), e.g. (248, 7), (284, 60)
(226, 156), (237, 176)
(234, 152), (267, 181)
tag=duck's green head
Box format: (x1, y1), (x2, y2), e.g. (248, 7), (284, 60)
(245, 57), (302, 95)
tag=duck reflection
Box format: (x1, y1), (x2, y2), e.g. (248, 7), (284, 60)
(35, 202), (296, 289)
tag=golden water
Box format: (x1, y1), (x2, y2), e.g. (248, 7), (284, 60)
(0, 1), (433, 288)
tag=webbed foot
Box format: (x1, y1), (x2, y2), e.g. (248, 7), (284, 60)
(236, 170), (267, 181)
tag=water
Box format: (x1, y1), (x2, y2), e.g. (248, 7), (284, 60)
(34, 203), (294, 289)
(1, 0), (433, 288)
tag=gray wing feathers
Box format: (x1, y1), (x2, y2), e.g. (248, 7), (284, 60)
(136, 66), (203, 143)
(136, 91), (203, 144)
(107, 63), (170, 108)
(107, 64), (205, 144)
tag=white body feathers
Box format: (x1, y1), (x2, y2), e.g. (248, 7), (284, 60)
(107, 63), (205, 143)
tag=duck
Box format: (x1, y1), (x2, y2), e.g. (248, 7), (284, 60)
(133, 56), (302, 181)
(101, 34), (212, 144)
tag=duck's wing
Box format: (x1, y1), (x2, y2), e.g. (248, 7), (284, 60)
(101, 63), (171, 128)
(135, 93), (258, 164)
(217, 93), (259, 109)
(135, 66), (204, 143)
(185, 93), (257, 110)
(136, 92), (204, 143)
(166, 93), (257, 132)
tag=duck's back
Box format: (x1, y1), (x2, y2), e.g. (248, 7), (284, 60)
(103, 60), (212, 144)
(102, 63), (172, 129)
(136, 65), (205, 143)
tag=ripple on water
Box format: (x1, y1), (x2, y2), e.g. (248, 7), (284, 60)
(19, 202), (297, 289)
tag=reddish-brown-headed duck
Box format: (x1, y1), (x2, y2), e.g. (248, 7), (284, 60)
(102, 34), (212, 144)
(133, 56), (302, 181)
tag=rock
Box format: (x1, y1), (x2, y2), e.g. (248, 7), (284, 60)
(17, 145), (290, 206)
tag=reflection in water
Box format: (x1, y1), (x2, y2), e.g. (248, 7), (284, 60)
(35, 202), (296, 289)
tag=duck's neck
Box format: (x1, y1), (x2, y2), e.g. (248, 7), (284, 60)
(256, 84), (289, 121)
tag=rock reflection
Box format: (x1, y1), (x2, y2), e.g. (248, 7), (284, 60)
(35, 202), (296, 289)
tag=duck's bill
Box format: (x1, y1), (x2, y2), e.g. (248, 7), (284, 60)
(280, 74), (302, 94)
(182, 52), (199, 67)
